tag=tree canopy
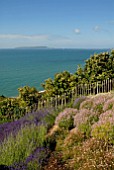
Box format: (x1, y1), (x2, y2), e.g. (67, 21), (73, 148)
(42, 71), (77, 97)
(42, 50), (114, 97)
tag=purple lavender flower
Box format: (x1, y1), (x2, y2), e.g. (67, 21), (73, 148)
(55, 108), (78, 125)
(103, 97), (114, 112)
(92, 109), (114, 130)
(0, 109), (51, 144)
(9, 147), (49, 170)
(74, 109), (94, 127)
(25, 147), (46, 164)
(73, 96), (87, 109)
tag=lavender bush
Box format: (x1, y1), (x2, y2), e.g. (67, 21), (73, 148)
(0, 109), (50, 144)
(74, 109), (96, 128)
(92, 110), (114, 129)
(55, 108), (78, 126)
(91, 110), (114, 142)
(0, 124), (47, 166)
(0, 108), (55, 169)
(9, 147), (50, 170)
(80, 93), (113, 112)
(103, 97), (114, 112)
(73, 96), (87, 110)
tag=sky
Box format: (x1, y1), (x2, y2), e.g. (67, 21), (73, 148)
(0, 0), (114, 49)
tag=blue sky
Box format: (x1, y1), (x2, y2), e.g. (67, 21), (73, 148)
(0, 0), (114, 48)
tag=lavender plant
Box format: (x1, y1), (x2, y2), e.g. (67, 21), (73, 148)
(55, 108), (78, 126)
(73, 96), (87, 110)
(91, 110), (114, 142)
(103, 97), (114, 111)
(74, 109), (95, 128)
(0, 124), (47, 166)
(0, 109), (50, 144)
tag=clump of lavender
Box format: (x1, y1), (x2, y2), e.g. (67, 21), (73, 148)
(80, 98), (93, 110)
(0, 108), (54, 169)
(91, 110), (114, 142)
(80, 93), (113, 114)
(55, 108), (78, 125)
(0, 124), (47, 167)
(92, 110), (114, 128)
(93, 93), (110, 104)
(0, 109), (50, 144)
(74, 109), (96, 128)
(92, 93), (113, 109)
(73, 96), (87, 110)
(103, 97), (114, 112)
(10, 147), (50, 170)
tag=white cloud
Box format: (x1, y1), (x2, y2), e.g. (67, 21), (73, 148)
(0, 34), (48, 40)
(74, 28), (81, 34)
(93, 25), (101, 32)
(93, 25), (110, 33)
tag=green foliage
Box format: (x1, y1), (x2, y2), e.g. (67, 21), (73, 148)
(94, 103), (103, 114)
(0, 86), (41, 123)
(79, 122), (91, 139)
(27, 161), (40, 170)
(27, 149), (48, 170)
(44, 111), (59, 130)
(0, 125), (47, 166)
(0, 95), (6, 101)
(18, 86), (40, 107)
(0, 98), (26, 123)
(88, 115), (99, 125)
(91, 122), (114, 143)
(42, 71), (77, 97)
(45, 134), (57, 151)
(83, 51), (114, 82)
(75, 65), (86, 83)
(80, 100), (93, 110)
(59, 116), (74, 130)
(64, 131), (84, 148)
(42, 50), (114, 98)
(108, 103), (113, 110)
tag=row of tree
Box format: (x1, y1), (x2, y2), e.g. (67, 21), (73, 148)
(42, 50), (114, 97)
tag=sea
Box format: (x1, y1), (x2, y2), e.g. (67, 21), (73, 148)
(0, 48), (110, 97)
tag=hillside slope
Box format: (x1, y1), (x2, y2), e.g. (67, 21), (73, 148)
(44, 92), (114, 170)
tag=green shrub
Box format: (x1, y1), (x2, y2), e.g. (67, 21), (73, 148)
(92, 122), (114, 144)
(108, 103), (113, 110)
(45, 134), (57, 151)
(27, 161), (40, 170)
(79, 122), (91, 139)
(64, 130), (84, 148)
(44, 111), (59, 131)
(94, 103), (103, 114)
(88, 115), (99, 125)
(80, 100), (93, 110)
(59, 116), (74, 130)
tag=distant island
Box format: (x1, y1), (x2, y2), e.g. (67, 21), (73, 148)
(15, 46), (49, 49)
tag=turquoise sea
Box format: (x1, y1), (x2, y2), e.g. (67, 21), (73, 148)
(0, 48), (109, 97)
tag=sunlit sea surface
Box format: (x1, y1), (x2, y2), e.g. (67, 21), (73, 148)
(0, 48), (109, 97)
